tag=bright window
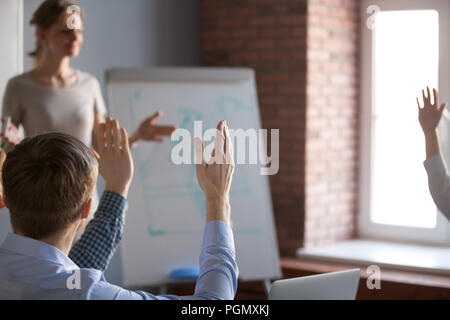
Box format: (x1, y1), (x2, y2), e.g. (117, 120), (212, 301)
(359, 0), (450, 245)
(371, 10), (439, 228)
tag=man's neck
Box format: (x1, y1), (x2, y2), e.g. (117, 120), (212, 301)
(39, 231), (75, 256)
(14, 226), (78, 256)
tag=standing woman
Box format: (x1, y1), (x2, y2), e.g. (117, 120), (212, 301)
(1, 0), (176, 238)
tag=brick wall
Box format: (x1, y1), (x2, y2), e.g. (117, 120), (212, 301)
(304, 0), (359, 248)
(201, 0), (359, 255)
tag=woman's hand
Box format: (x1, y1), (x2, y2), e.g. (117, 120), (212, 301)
(417, 87), (447, 134)
(95, 117), (134, 198)
(417, 87), (448, 159)
(195, 120), (234, 225)
(0, 118), (22, 148)
(129, 111), (176, 146)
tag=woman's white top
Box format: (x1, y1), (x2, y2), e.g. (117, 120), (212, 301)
(2, 70), (106, 147)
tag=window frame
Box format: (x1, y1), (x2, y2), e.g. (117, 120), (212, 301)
(359, 0), (450, 245)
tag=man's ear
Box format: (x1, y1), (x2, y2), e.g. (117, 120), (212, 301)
(80, 198), (92, 220)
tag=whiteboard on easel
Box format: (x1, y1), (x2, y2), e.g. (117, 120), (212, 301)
(106, 67), (281, 287)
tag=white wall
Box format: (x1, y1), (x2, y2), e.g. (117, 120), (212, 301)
(21, 0), (201, 286)
(0, 0), (23, 264)
(0, 0), (23, 98)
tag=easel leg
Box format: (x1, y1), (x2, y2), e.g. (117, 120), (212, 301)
(263, 279), (272, 299)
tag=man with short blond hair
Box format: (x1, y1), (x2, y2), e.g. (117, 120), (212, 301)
(0, 118), (237, 300)
(4, 132), (98, 240)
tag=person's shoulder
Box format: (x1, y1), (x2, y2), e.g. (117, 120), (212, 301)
(76, 69), (101, 86)
(6, 72), (32, 87)
(76, 267), (109, 299)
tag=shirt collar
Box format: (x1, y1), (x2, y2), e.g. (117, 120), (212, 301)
(0, 233), (78, 269)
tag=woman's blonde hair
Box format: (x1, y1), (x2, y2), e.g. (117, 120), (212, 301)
(29, 0), (84, 59)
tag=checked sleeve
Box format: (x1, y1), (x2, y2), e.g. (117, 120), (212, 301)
(69, 191), (128, 271)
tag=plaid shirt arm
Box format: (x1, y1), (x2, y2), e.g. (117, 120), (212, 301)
(69, 191), (127, 271)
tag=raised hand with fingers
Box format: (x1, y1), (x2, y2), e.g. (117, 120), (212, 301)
(129, 111), (177, 146)
(96, 117), (134, 198)
(0, 118), (22, 151)
(417, 86), (447, 134)
(195, 120), (235, 225)
(417, 87), (448, 159)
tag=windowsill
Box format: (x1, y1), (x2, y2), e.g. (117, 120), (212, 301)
(280, 257), (450, 299)
(296, 239), (450, 277)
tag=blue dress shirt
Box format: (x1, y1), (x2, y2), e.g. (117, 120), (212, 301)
(0, 197), (238, 299)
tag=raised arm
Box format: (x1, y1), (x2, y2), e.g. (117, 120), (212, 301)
(195, 121), (234, 226)
(80, 111), (176, 271)
(88, 121), (238, 300)
(418, 87), (450, 220)
(69, 190), (127, 271)
(417, 87), (447, 159)
(144, 121), (238, 299)
(70, 118), (134, 270)
(190, 120), (237, 299)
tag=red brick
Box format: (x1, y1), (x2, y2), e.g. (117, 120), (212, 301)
(260, 96), (290, 107)
(247, 0), (281, 4)
(229, 51), (260, 61)
(231, 7), (260, 17)
(278, 38), (307, 48)
(278, 84), (303, 95)
(260, 50), (291, 60)
(205, 40), (246, 51)
(278, 15), (307, 26)
(230, 28), (259, 39)
(202, 8), (229, 19)
(248, 16), (276, 27)
(247, 39), (276, 49)
(202, 30), (228, 40)
(257, 84), (277, 95)
(261, 27), (291, 38)
(258, 72), (290, 83)
(308, 26), (329, 39)
(278, 108), (305, 118)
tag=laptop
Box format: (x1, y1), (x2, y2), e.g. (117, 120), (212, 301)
(268, 268), (361, 300)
